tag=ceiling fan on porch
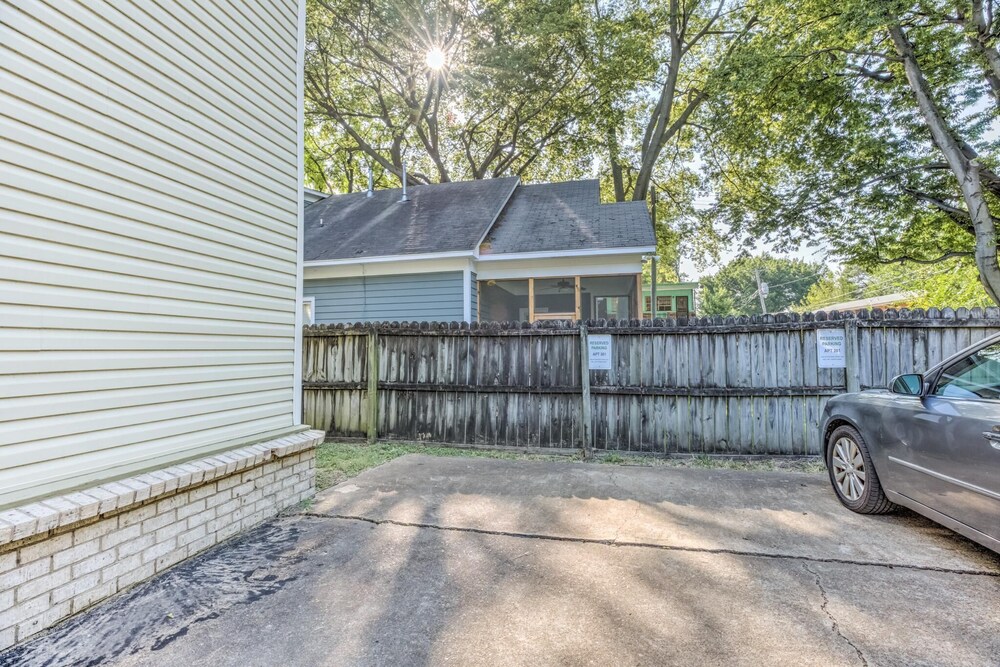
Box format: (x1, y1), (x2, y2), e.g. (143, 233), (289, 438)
(552, 279), (588, 292)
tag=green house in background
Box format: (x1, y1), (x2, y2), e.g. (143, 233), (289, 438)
(642, 282), (699, 318)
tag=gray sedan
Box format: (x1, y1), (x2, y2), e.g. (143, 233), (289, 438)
(821, 332), (1000, 553)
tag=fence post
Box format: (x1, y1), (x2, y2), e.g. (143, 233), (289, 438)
(579, 324), (593, 459)
(367, 329), (379, 443)
(844, 320), (861, 394)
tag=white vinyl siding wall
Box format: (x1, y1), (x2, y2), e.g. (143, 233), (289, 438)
(0, 1), (303, 507)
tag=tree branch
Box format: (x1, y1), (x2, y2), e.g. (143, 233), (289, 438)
(876, 250), (973, 265)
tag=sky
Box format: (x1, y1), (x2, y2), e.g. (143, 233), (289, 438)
(679, 237), (838, 281)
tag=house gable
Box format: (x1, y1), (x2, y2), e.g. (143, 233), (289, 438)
(304, 177), (519, 262)
(480, 180), (656, 256)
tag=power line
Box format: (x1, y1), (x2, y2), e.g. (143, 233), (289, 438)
(805, 266), (951, 310)
(723, 268), (829, 315)
(762, 269), (828, 291)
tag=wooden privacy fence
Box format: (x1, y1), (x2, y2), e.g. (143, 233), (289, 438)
(302, 308), (1000, 456)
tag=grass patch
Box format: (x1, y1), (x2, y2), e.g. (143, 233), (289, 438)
(315, 441), (826, 491)
(673, 454), (826, 473)
(595, 451), (825, 473)
(315, 441), (574, 490)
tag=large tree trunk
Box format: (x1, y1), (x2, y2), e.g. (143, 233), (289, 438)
(888, 23), (1000, 304)
(968, 0), (1000, 106)
(632, 0), (682, 203)
(607, 126), (626, 202)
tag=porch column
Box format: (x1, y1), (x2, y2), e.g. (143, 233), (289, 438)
(574, 276), (582, 320)
(635, 274), (643, 319)
(528, 278), (535, 322)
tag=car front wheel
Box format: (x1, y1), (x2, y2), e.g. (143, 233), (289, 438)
(826, 425), (896, 514)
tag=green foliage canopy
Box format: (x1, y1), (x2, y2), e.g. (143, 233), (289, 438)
(797, 259), (994, 311)
(702, 0), (1000, 301)
(698, 254), (823, 315)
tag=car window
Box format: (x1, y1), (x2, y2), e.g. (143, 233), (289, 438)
(933, 341), (1000, 400)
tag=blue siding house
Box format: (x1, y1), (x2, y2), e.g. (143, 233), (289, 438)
(305, 272), (465, 324)
(303, 178), (656, 324)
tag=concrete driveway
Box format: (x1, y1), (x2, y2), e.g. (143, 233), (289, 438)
(4, 455), (1000, 666)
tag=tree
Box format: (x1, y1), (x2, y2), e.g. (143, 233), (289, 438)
(579, 0), (763, 202)
(698, 254), (822, 315)
(703, 0), (1000, 304)
(796, 267), (873, 312)
(797, 259), (993, 311)
(698, 278), (738, 315)
(304, 0), (771, 203)
(627, 0), (759, 203)
(886, 18), (1000, 303)
(914, 260), (994, 308)
(304, 0), (597, 190)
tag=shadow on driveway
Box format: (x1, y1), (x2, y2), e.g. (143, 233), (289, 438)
(4, 455), (1000, 666)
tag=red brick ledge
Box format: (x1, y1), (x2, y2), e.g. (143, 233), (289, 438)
(0, 430), (325, 547)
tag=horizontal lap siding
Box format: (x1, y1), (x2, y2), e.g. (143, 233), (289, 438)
(305, 272), (465, 324)
(470, 272), (478, 322)
(0, 0), (301, 507)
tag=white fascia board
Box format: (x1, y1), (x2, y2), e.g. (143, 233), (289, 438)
(304, 250), (473, 267)
(304, 255), (472, 280)
(292, 0), (306, 426)
(645, 281), (701, 289)
(304, 187), (329, 202)
(475, 246), (655, 262)
(472, 176), (522, 259)
(474, 256), (647, 281)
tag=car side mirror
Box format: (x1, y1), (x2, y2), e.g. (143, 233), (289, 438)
(890, 373), (924, 396)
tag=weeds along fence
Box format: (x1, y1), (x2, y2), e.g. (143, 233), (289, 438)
(302, 308), (1000, 456)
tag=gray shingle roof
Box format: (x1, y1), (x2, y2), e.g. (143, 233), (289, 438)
(303, 177), (654, 262)
(304, 177), (518, 261)
(481, 180), (655, 255)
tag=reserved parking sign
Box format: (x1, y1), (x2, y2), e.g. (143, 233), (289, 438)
(588, 334), (613, 370)
(817, 328), (847, 368)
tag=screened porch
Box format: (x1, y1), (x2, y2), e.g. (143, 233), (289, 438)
(478, 275), (641, 322)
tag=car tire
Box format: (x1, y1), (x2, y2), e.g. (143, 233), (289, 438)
(826, 424), (896, 514)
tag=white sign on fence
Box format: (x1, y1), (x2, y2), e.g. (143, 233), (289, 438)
(588, 334), (613, 370)
(816, 328), (848, 368)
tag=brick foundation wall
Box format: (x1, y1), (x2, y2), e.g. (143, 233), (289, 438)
(0, 430), (323, 650)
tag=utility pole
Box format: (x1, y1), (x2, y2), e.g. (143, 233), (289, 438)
(650, 188), (657, 320)
(755, 269), (768, 315)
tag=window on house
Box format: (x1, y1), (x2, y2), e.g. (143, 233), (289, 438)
(657, 296), (672, 312)
(581, 276), (637, 320)
(302, 297), (315, 325)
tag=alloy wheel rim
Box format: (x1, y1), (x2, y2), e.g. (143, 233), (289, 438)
(832, 437), (866, 501)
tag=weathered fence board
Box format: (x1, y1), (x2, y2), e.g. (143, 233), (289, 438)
(302, 308), (1000, 455)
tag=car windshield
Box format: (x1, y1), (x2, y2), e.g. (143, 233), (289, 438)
(934, 341), (1000, 400)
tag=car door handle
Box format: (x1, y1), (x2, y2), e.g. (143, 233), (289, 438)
(983, 431), (1000, 449)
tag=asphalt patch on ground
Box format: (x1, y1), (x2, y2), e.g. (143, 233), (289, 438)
(1, 518), (313, 667)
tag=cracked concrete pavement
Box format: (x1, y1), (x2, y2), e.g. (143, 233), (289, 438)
(4, 455), (1000, 666)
